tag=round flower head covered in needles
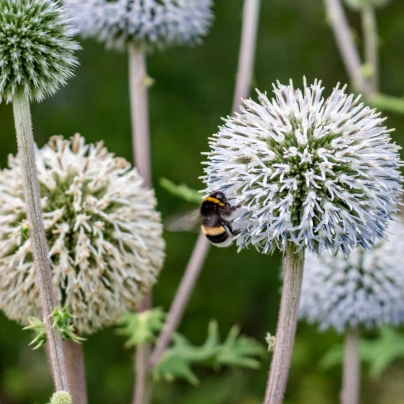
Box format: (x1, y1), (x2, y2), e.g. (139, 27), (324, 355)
(202, 79), (402, 256)
(0, 135), (165, 335)
(0, 0), (80, 103)
(63, 0), (213, 51)
(299, 219), (404, 332)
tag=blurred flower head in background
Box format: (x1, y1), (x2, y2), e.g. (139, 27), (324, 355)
(0, 0), (79, 103)
(299, 219), (404, 333)
(0, 135), (165, 335)
(202, 79), (402, 256)
(64, 0), (214, 51)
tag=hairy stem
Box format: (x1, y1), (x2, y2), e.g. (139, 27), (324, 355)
(129, 43), (153, 404)
(12, 91), (68, 391)
(149, 234), (210, 367)
(129, 43), (151, 188)
(361, 6), (378, 92)
(323, 0), (373, 99)
(63, 341), (87, 404)
(264, 244), (305, 404)
(232, 0), (261, 112)
(341, 328), (360, 404)
(149, 0), (261, 370)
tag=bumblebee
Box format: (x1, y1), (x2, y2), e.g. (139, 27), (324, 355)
(200, 191), (242, 247)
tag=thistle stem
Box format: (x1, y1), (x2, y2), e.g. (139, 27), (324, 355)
(149, 234), (210, 368)
(361, 6), (378, 93)
(341, 328), (360, 404)
(12, 91), (68, 391)
(149, 0), (261, 371)
(264, 243), (305, 404)
(323, 0), (373, 99)
(129, 43), (151, 188)
(128, 43), (152, 404)
(62, 341), (87, 404)
(232, 0), (261, 113)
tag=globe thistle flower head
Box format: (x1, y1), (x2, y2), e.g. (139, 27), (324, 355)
(299, 219), (404, 333)
(63, 0), (213, 51)
(202, 79), (402, 256)
(0, 0), (80, 103)
(0, 134), (165, 335)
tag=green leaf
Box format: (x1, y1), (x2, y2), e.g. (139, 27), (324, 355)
(23, 317), (47, 350)
(152, 321), (265, 385)
(214, 326), (265, 369)
(24, 307), (84, 350)
(360, 327), (404, 378)
(319, 327), (404, 378)
(369, 93), (404, 115)
(265, 333), (276, 353)
(51, 307), (85, 344)
(160, 178), (201, 205)
(118, 308), (165, 347)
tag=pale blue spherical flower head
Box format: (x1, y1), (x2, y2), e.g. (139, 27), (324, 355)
(0, 0), (80, 103)
(202, 79), (402, 256)
(299, 219), (404, 333)
(64, 0), (213, 51)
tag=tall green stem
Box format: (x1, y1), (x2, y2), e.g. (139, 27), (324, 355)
(12, 91), (68, 391)
(323, 0), (373, 99)
(129, 42), (152, 404)
(63, 341), (87, 404)
(361, 6), (378, 93)
(341, 328), (360, 404)
(264, 243), (305, 404)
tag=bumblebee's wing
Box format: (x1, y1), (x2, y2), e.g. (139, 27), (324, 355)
(164, 209), (201, 233)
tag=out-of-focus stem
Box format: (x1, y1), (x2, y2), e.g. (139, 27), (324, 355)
(129, 43), (151, 188)
(323, 0), (373, 99)
(149, 0), (261, 370)
(12, 91), (68, 391)
(361, 6), (378, 92)
(128, 43), (152, 404)
(232, 0), (261, 112)
(63, 341), (87, 404)
(264, 244), (305, 404)
(149, 234), (210, 367)
(341, 328), (360, 404)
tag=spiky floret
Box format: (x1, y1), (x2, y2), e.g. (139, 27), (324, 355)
(299, 219), (404, 332)
(0, 0), (80, 103)
(0, 135), (165, 335)
(50, 391), (72, 404)
(64, 0), (213, 51)
(202, 79), (402, 256)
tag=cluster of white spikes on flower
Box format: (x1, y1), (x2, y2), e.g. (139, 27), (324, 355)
(299, 219), (404, 332)
(0, 0), (79, 103)
(202, 79), (402, 256)
(64, 0), (213, 51)
(0, 135), (165, 335)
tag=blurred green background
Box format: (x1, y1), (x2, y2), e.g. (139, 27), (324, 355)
(1, 0), (404, 403)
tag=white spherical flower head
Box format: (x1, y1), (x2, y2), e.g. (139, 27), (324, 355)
(64, 0), (213, 51)
(203, 80), (402, 256)
(0, 0), (80, 103)
(299, 219), (404, 332)
(0, 135), (165, 335)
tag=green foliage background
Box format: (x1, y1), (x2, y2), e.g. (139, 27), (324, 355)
(1, 0), (404, 403)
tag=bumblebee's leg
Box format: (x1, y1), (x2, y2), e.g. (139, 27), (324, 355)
(223, 221), (241, 236)
(229, 200), (244, 211)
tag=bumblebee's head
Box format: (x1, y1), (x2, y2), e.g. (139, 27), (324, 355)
(209, 191), (226, 206)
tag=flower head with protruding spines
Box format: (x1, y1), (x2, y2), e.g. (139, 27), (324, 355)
(0, 135), (165, 335)
(64, 0), (213, 51)
(202, 79), (402, 256)
(299, 219), (404, 332)
(0, 0), (80, 103)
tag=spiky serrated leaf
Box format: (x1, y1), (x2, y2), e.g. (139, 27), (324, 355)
(152, 321), (264, 385)
(118, 308), (166, 347)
